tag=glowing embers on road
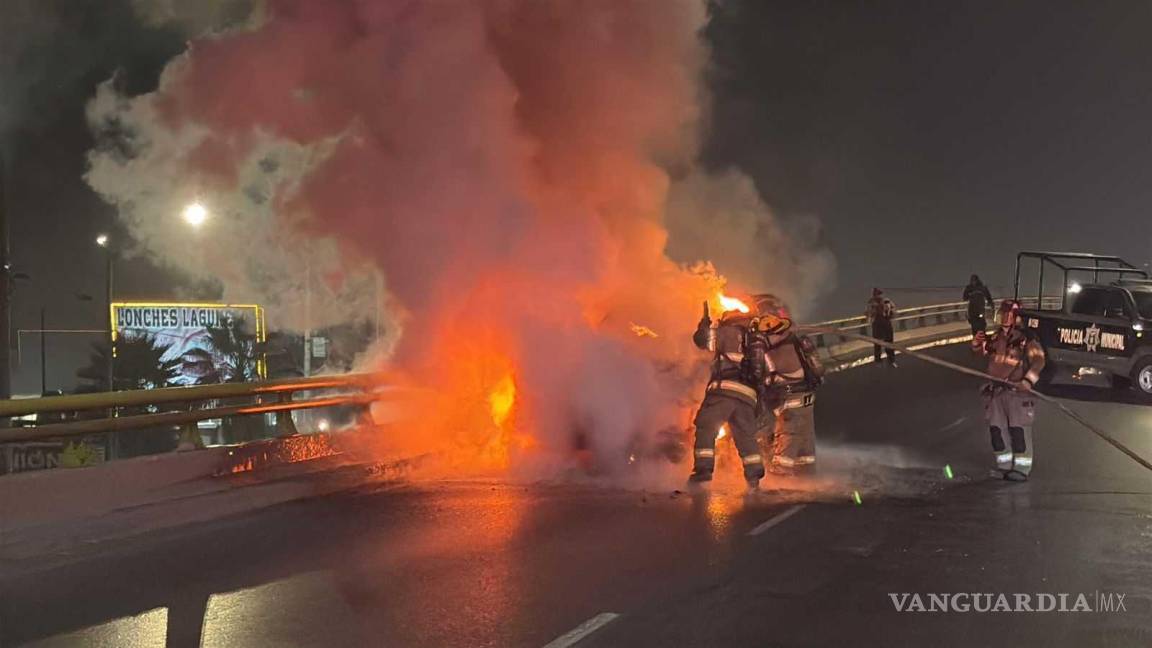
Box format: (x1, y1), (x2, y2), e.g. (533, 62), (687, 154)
(221, 434), (341, 475)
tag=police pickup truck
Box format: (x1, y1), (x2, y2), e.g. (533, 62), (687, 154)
(1015, 252), (1152, 400)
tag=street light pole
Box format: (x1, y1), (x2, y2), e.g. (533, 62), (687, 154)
(105, 247), (114, 392)
(96, 234), (114, 392)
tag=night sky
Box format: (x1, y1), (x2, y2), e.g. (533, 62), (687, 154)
(3, 0), (1152, 393)
(705, 1), (1152, 307)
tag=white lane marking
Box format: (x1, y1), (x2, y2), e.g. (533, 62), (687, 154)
(748, 504), (807, 536)
(938, 416), (967, 432)
(542, 612), (621, 648)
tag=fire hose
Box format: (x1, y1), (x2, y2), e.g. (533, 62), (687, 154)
(795, 326), (1152, 474)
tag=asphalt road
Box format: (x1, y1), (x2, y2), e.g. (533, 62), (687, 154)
(3, 345), (1152, 647)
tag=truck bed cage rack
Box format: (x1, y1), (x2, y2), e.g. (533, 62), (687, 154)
(1014, 251), (1149, 311)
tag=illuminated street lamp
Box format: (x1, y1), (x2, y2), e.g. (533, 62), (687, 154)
(94, 235), (114, 392)
(182, 202), (208, 227)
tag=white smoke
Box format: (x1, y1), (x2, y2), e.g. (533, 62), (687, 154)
(130, 0), (265, 34)
(84, 78), (387, 336)
(665, 169), (836, 319)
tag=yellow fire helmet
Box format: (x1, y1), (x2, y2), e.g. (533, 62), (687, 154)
(755, 312), (792, 334)
(751, 293), (793, 334)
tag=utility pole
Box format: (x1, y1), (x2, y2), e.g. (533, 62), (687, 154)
(39, 306), (46, 394)
(303, 255), (311, 377)
(0, 151), (12, 401)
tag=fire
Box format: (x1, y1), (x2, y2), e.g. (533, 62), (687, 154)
(489, 374), (517, 427)
(718, 294), (750, 314)
(78, 0), (836, 482)
(716, 424), (728, 441)
(630, 323), (659, 338)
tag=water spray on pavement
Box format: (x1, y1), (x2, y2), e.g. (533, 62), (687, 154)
(797, 326), (1152, 475)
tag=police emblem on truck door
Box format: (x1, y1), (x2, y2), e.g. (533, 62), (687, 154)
(1085, 324), (1100, 352)
(1055, 323), (1126, 353)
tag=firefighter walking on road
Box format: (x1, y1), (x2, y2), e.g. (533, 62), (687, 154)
(866, 288), (897, 367)
(973, 299), (1046, 481)
(688, 299), (767, 490)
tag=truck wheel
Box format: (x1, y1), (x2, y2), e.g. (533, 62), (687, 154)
(1132, 358), (1152, 401)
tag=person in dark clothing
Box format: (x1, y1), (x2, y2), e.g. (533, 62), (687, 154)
(963, 274), (995, 333)
(865, 288), (897, 367)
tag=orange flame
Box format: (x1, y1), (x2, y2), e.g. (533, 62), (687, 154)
(629, 322), (659, 338)
(718, 293), (750, 314)
(489, 374), (517, 427)
(716, 424), (728, 441)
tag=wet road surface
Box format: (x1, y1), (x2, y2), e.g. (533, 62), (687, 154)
(2, 345), (1151, 647)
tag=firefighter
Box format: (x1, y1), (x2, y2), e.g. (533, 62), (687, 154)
(688, 298), (767, 490)
(865, 288), (897, 366)
(962, 274), (995, 333)
(751, 294), (826, 476)
(973, 299), (1045, 481)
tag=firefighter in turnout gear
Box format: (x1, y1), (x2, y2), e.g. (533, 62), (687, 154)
(972, 299), (1046, 481)
(751, 294), (825, 476)
(690, 298), (767, 489)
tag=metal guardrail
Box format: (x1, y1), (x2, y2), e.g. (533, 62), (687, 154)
(806, 296), (1062, 349)
(0, 373), (392, 445)
(0, 296), (1072, 471)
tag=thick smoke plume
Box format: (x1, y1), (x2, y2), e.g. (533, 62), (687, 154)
(85, 0), (834, 476)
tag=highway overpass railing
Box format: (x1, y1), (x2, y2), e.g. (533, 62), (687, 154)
(0, 373), (392, 474)
(0, 296), (1066, 475)
(805, 296), (1062, 368)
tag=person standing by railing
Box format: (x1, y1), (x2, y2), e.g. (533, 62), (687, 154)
(865, 288), (897, 367)
(963, 274), (995, 333)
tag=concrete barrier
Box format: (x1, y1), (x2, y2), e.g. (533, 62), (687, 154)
(0, 430), (412, 569)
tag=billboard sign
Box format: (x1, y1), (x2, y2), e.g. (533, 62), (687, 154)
(111, 302), (266, 387)
(1, 438), (106, 475)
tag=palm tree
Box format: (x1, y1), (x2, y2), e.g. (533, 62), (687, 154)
(203, 314), (257, 383)
(202, 315), (265, 443)
(74, 335), (182, 459)
(77, 334), (180, 392)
